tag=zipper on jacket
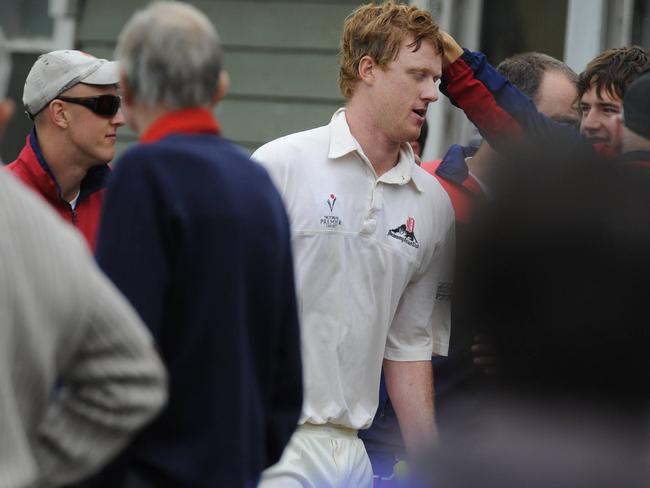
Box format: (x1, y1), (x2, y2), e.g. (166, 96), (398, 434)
(70, 205), (77, 226)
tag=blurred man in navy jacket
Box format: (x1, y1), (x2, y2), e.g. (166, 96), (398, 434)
(83, 3), (302, 487)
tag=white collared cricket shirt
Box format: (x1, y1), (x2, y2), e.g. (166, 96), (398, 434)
(253, 109), (454, 430)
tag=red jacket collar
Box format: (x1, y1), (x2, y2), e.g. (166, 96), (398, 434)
(13, 132), (60, 204)
(140, 108), (221, 143)
(7, 130), (110, 208)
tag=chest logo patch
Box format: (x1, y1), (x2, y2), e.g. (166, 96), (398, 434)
(320, 193), (342, 229)
(327, 193), (336, 211)
(388, 216), (419, 248)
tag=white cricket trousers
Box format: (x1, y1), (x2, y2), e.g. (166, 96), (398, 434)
(258, 423), (373, 488)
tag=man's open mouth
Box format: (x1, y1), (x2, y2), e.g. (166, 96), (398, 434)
(413, 108), (426, 118)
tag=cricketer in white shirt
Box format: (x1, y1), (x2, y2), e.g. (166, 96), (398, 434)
(253, 108), (454, 486)
(254, 5), (453, 484)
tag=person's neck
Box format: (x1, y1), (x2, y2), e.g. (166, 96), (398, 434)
(345, 100), (401, 178)
(466, 141), (498, 184)
(131, 104), (172, 136)
(37, 128), (92, 202)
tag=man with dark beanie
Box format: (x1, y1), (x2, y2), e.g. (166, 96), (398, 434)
(618, 70), (650, 164)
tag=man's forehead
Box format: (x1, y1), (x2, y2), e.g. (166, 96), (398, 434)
(60, 82), (118, 96)
(538, 71), (576, 99)
(401, 35), (440, 53)
(581, 84), (622, 105)
(535, 73), (578, 128)
(396, 37), (441, 66)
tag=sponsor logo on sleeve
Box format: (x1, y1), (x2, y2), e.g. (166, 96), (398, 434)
(436, 282), (452, 301)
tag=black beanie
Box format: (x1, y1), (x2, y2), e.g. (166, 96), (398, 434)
(623, 71), (650, 139)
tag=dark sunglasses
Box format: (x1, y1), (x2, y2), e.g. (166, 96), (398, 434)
(56, 94), (122, 117)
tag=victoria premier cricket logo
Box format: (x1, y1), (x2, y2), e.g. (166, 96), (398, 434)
(320, 193), (342, 229)
(327, 193), (336, 212)
(388, 216), (419, 248)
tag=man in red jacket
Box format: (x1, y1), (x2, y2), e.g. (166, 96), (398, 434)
(5, 50), (125, 249)
(424, 51), (579, 222)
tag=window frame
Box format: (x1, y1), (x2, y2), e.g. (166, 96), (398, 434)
(5, 0), (76, 53)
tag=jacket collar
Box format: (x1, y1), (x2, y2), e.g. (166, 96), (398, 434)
(140, 108), (221, 143)
(617, 150), (650, 165)
(327, 108), (424, 191)
(23, 129), (109, 202)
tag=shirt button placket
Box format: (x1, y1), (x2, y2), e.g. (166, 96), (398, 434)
(361, 181), (382, 235)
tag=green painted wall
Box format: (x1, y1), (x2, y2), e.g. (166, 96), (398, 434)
(77, 0), (363, 154)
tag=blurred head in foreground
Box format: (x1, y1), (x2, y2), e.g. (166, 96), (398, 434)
(466, 145), (650, 405)
(418, 144), (650, 487)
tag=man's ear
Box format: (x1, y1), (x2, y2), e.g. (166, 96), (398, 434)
(0, 99), (15, 132)
(47, 99), (69, 129)
(358, 55), (377, 85)
(212, 70), (230, 106)
(119, 71), (135, 107)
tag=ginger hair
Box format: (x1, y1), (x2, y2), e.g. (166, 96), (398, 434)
(338, 1), (443, 99)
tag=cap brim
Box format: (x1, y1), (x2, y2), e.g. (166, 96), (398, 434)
(81, 61), (120, 85)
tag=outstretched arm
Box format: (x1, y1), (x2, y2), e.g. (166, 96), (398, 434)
(439, 32), (586, 154)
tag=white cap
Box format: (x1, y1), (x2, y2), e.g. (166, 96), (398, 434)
(23, 50), (120, 117)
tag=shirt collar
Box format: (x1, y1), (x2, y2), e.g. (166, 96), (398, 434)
(327, 108), (423, 191)
(328, 108), (358, 159)
(140, 108), (221, 143)
(30, 128), (59, 185)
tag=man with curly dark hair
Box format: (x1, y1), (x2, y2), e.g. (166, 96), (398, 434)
(578, 46), (650, 154)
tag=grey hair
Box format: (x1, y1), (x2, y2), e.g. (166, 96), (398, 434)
(115, 1), (222, 109)
(497, 52), (577, 104)
(0, 29), (11, 100)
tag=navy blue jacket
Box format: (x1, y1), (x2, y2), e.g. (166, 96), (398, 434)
(86, 111), (302, 487)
